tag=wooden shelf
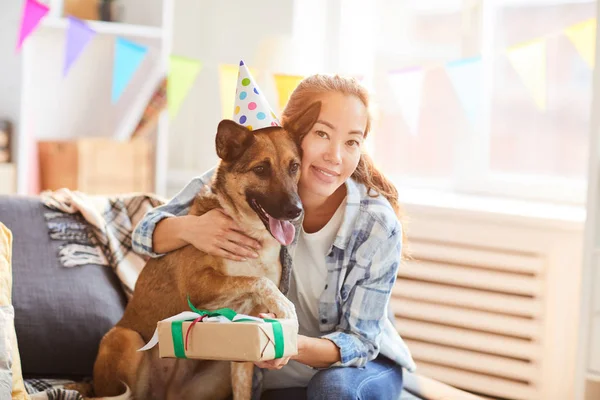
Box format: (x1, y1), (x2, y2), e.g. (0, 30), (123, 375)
(40, 17), (163, 39)
(588, 371), (600, 382)
(14, 0), (172, 197)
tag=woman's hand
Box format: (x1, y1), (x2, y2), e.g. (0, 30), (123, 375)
(180, 209), (261, 261)
(254, 356), (291, 370)
(254, 313), (291, 370)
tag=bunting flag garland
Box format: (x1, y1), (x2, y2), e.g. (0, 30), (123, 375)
(446, 57), (484, 128)
(565, 18), (596, 68)
(273, 74), (304, 112)
(63, 17), (97, 76)
(506, 39), (547, 111)
(16, 0), (49, 50)
(11, 5), (597, 126)
(167, 56), (203, 118)
(388, 68), (425, 136)
(112, 37), (148, 103)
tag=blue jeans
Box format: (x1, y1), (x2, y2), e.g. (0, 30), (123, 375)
(260, 356), (404, 400)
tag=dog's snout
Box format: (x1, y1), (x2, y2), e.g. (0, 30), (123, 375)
(284, 201), (303, 220)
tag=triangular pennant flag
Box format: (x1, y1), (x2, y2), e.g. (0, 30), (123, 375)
(388, 67), (425, 136)
(63, 17), (97, 76)
(565, 18), (596, 68)
(507, 39), (546, 111)
(273, 74), (304, 112)
(168, 55), (202, 118)
(112, 38), (148, 103)
(446, 57), (483, 129)
(218, 64), (257, 119)
(16, 0), (49, 50)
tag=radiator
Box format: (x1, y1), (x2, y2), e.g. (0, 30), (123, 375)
(392, 239), (546, 400)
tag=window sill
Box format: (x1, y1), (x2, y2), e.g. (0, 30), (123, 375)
(398, 186), (586, 232)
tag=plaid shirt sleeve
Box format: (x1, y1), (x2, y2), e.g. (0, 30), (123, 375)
(131, 167), (216, 258)
(322, 219), (402, 368)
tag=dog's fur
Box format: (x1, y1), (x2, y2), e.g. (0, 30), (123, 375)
(74, 103), (321, 400)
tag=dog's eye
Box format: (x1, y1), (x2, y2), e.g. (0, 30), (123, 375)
(253, 165), (268, 176)
(290, 163), (300, 173)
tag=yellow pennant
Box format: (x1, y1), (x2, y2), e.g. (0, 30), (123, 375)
(507, 39), (546, 111)
(168, 56), (202, 119)
(274, 74), (304, 112)
(565, 18), (596, 68)
(219, 64), (257, 120)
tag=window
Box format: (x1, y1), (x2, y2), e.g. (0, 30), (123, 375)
(327, 0), (597, 204)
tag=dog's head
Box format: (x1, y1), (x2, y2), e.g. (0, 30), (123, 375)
(213, 102), (321, 246)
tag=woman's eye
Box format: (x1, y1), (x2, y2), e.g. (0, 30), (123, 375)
(316, 130), (328, 138)
(290, 162), (300, 173)
(347, 140), (360, 147)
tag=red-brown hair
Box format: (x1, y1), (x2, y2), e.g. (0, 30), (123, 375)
(281, 74), (407, 238)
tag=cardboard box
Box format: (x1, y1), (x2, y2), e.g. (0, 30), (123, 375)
(38, 138), (153, 195)
(157, 318), (298, 362)
(0, 164), (16, 195)
(63, 0), (100, 21)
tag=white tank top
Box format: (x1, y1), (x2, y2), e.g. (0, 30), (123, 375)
(262, 198), (346, 390)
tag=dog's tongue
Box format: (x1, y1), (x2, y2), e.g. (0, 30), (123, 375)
(268, 216), (296, 246)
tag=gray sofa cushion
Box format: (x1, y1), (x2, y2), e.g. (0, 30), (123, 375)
(0, 195), (127, 378)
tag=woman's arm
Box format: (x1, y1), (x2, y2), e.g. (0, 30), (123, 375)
(292, 335), (340, 368)
(320, 220), (402, 368)
(132, 166), (261, 260)
(132, 168), (215, 257)
(255, 334), (341, 370)
(153, 210), (261, 260)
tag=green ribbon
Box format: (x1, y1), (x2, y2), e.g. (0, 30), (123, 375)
(170, 296), (285, 359)
(172, 320), (186, 358)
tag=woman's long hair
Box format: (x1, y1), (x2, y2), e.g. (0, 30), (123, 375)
(281, 74), (408, 253)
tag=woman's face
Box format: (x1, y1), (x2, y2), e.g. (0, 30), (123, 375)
(299, 92), (368, 199)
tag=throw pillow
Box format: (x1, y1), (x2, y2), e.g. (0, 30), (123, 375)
(0, 222), (29, 399)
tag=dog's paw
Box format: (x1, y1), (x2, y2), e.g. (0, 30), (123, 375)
(270, 296), (297, 320)
(253, 277), (297, 320)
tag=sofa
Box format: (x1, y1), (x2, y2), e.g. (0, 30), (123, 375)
(0, 194), (481, 400)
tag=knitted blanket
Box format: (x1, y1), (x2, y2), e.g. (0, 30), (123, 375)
(41, 188), (165, 299)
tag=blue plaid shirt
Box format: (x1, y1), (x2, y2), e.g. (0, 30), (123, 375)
(132, 167), (416, 372)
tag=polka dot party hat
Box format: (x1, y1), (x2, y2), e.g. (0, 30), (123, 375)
(234, 60), (280, 130)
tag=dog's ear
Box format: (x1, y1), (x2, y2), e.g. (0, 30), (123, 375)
(215, 120), (255, 162)
(286, 101), (322, 136)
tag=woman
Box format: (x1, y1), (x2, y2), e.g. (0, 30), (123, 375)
(132, 75), (415, 399)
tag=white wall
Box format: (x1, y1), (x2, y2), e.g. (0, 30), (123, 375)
(0, 1), (22, 160)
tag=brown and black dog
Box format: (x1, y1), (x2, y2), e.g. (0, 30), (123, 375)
(73, 102), (321, 400)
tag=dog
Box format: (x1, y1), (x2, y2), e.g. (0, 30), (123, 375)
(74, 102), (321, 400)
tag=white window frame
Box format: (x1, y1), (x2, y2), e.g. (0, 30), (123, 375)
(451, 0), (590, 205)
(328, 0), (593, 205)
(295, 0), (594, 205)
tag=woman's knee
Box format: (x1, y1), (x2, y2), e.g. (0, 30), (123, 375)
(306, 368), (357, 400)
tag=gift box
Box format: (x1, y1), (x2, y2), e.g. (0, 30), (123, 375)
(140, 303), (298, 362)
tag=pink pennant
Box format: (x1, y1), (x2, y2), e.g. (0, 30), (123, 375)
(16, 0), (50, 51)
